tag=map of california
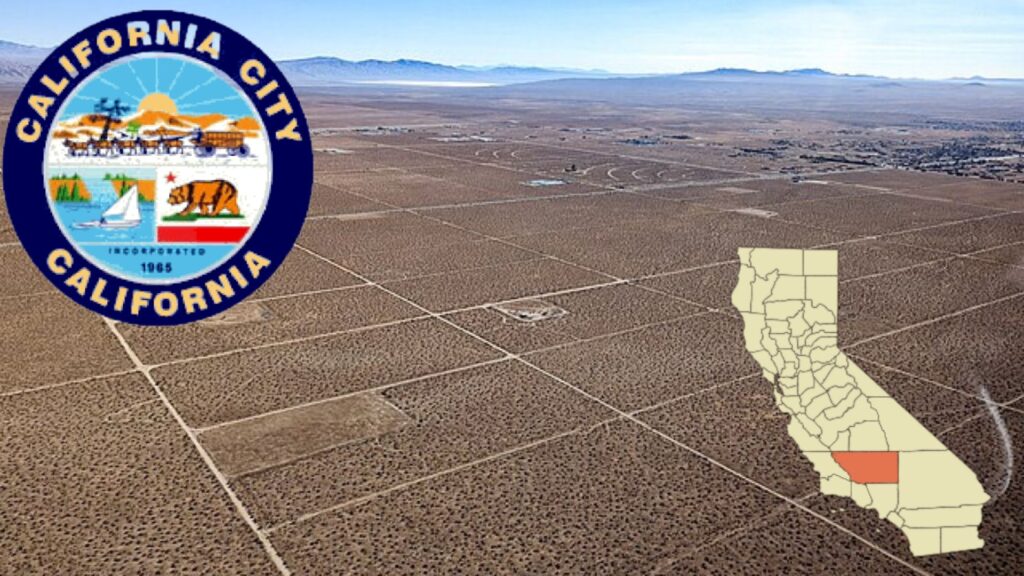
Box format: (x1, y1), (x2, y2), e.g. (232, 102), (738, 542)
(732, 248), (990, 556)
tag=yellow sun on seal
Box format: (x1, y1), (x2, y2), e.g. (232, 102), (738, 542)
(137, 92), (178, 114)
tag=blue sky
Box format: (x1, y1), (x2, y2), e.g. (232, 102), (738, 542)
(59, 56), (256, 120)
(3, 1), (1023, 78)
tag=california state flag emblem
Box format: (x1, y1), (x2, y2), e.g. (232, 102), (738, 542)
(155, 166), (268, 244)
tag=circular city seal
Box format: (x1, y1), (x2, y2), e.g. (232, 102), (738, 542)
(3, 10), (312, 325)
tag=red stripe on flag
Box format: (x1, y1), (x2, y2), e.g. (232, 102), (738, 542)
(158, 226), (249, 243)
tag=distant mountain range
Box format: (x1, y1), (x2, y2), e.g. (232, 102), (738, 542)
(0, 38), (1021, 87)
(670, 67), (878, 80)
(0, 40), (617, 85)
(0, 40), (50, 82)
(274, 57), (616, 85)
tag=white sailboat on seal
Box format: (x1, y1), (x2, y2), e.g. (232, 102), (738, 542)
(74, 184), (142, 229)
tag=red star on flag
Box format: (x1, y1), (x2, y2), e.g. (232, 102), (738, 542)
(165, 172), (177, 184)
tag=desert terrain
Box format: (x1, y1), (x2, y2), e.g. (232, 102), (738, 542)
(2, 79), (1024, 574)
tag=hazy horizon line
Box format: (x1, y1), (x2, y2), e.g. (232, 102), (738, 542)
(2, 37), (1020, 83)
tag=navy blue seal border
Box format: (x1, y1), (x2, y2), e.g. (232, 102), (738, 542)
(3, 10), (313, 326)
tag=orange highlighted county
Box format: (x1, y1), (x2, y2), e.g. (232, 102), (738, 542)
(831, 451), (899, 484)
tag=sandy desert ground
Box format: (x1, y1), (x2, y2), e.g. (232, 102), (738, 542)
(1, 84), (1023, 574)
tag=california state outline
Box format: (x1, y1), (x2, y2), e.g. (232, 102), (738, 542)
(731, 247), (990, 556)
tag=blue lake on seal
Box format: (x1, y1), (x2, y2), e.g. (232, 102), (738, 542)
(51, 175), (156, 243)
